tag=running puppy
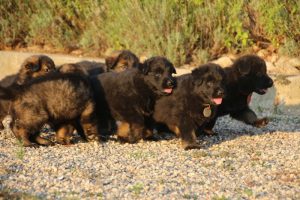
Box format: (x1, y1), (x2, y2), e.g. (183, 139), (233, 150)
(202, 55), (273, 135)
(153, 63), (225, 150)
(91, 56), (176, 143)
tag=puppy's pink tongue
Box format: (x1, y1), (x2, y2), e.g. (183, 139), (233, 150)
(164, 88), (173, 94)
(212, 98), (222, 105)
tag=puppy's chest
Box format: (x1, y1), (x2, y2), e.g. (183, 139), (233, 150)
(221, 94), (249, 113)
(190, 103), (217, 122)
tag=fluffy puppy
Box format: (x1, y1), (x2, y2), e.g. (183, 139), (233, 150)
(2, 73), (100, 147)
(91, 56), (176, 143)
(0, 55), (56, 130)
(202, 55), (273, 135)
(153, 63), (226, 150)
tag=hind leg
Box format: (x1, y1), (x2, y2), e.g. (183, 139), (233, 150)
(230, 107), (269, 128)
(116, 121), (144, 143)
(56, 125), (74, 145)
(12, 126), (38, 147)
(80, 101), (100, 142)
(30, 133), (54, 146)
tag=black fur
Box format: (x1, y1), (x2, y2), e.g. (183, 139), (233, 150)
(91, 56), (176, 143)
(153, 63), (225, 149)
(202, 55), (273, 135)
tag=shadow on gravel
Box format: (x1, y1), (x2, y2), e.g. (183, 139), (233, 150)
(197, 113), (300, 149)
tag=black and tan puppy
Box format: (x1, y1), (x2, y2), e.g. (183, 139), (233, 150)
(0, 55), (56, 130)
(91, 56), (176, 143)
(0, 55), (56, 87)
(153, 63), (225, 150)
(202, 55), (273, 135)
(1, 73), (100, 147)
(55, 50), (140, 144)
(105, 50), (139, 72)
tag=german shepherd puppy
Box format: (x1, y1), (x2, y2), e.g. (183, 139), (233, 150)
(153, 63), (225, 149)
(91, 56), (176, 143)
(0, 55), (56, 130)
(1, 73), (100, 147)
(202, 55), (273, 135)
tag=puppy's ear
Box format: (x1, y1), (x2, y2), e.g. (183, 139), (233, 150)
(105, 56), (117, 70)
(171, 66), (177, 74)
(139, 58), (153, 74)
(138, 63), (150, 74)
(191, 67), (206, 78)
(237, 64), (251, 76)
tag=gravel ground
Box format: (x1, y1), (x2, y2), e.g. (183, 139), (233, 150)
(0, 114), (299, 200)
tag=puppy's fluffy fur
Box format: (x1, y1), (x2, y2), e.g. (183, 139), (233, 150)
(91, 56), (176, 143)
(0, 55), (56, 130)
(153, 63), (226, 149)
(202, 55), (273, 135)
(2, 73), (100, 147)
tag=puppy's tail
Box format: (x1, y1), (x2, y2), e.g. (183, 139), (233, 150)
(0, 85), (16, 100)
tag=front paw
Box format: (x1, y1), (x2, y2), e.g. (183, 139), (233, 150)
(253, 117), (269, 128)
(203, 128), (217, 136)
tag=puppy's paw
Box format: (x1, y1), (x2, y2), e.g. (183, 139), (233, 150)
(253, 117), (269, 128)
(24, 143), (39, 148)
(203, 128), (217, 136)
(182, 142), (201, 150)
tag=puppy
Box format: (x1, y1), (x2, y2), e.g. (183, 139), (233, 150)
(202, 55), (273, 135)
(73, 61), (107, 75)
(58, 63), (89, 76)
(91, 56), (176, 143)
(0, 55), (56, 130)
(153, 63), (225, 150)
(2, 73), (100, 147)
(55, 50), (139, 143)
(105, 50), (139, 72)
(0, 55), (56, 87)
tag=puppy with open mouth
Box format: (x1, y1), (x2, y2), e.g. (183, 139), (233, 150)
(91, 56), (177, 143)
(202, 54), (274, 135)
(153, 63), (226, 150)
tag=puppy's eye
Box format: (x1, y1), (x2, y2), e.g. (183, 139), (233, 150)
(45, 68), (49, 72)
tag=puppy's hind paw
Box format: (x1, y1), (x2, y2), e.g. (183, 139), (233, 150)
(253, 117), (269, 128)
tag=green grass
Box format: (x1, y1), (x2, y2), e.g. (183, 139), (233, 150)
(128, 183), (143, 196)
(1, 0), (299, 65)
(16, 140), (25, 160)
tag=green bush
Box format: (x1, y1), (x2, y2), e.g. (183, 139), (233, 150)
(0, 0), (299, 65)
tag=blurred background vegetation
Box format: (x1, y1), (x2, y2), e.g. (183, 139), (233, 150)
(0, 0), (299, 66)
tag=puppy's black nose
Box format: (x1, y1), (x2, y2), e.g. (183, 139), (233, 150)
(167, 79), (175, 87)
(268, 78), (273, 87)
(217, 89), (224, 97)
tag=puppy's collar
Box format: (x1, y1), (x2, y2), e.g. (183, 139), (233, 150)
(202, 103), (212, 118)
